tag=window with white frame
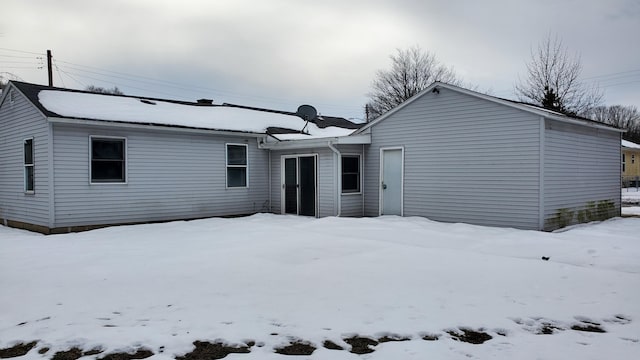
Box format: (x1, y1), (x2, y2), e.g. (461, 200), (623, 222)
(24, 138), (34, 192)
(90, 137), (126, 183)
(341, 155), (361, 193)
(623, 153), (626, 172)
(226, 144), (248, 188)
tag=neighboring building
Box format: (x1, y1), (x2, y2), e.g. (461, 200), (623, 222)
(0, 81), (622, 233)
(622, 139), (640, 186)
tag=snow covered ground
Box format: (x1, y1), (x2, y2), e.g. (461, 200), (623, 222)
(1, 214), (639, 359)
(622, 188), (640, 216)
(623, 187), (640, 204)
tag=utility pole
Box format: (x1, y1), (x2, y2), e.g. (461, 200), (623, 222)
(47, 50), (53, 86)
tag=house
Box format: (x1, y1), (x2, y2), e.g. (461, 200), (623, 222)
(0, 81), (367, 233)
(622, 139), (640, 186)
(0, 81), (622, 233)
(353, 83), (622, 230)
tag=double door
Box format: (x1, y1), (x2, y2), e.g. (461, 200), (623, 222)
(282, 155), (317, 217)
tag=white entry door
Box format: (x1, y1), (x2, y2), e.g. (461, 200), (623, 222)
(380, 148), (403, 216)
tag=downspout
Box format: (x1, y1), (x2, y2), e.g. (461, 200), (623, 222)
(361, 143), (365, 216)
(328, 141), (341, 217)
(48, 121), (56, 230)
(267, 138), (272, 213)
(539, 117), (545, 230)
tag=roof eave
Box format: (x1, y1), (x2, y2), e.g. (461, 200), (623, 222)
(47, 116), (266, 137)
(354, 81), (623, 134)
(259, 134), (371, 150)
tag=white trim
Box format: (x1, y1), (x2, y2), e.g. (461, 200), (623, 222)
(259, 134), (371, 150)
(49, 116), (265, 137)
(48, 123), (56, 228)
(538, 117), (545, 230)
(353, 82), (624, 135)
(340, 153), (362, 195)
(225, 143), (249, 189)
(280, 153), (319, 217)
(89, 135), (128, 185)
(379, 146), (404, 216)
(327, 143), (341, 216)
(23, 137), (35, 194)
(361, 144), (365, 216)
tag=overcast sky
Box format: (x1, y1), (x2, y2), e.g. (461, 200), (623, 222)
(1, 0), (639, 120)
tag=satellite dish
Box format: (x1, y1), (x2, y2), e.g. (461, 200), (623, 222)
(296, 104), (317, 121)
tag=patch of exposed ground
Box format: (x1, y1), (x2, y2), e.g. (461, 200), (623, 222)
(176, 341), (251, 360)
(1, 314), (628, 358)
(446, 328), (493, 344)
(322, 340), (344, 350)
(99, 349), (153, 360)
(421, 333), (440, 341)
(51, 347), (104, 360)
(377, 334), (411, 343)
(273, 339), (316, 356)
(0, 342), (38, 358)
(343, 336), (378, 354)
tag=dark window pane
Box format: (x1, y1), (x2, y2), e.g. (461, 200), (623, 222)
(299, 156), (316, 216)
(284, 158), (297, 214)
(342, 156), (359, 173)
(227, 145), (247, 165)
(92, 139), (124, 160)
(227, 167), (247, 187)
(342, 174), (360, 192)
(92, 161), (125, 182)
(25, 166), (34, 191)
(24, 139), (33, 165)
(341, 156), (360, 192)
(91, 139), (125, 183)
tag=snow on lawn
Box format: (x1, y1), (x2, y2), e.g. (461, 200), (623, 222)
(623, 187), (640, 204)
(1, 215), (639, 359)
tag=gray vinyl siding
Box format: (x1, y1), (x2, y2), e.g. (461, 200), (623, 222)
(0, 87), (50, 227)
(337, 144), (364, 217)
(269, 148), (336, 217)
(543, 120), (620, 230)
(52, 123), (269, 227)
(364, 87), (541, 229)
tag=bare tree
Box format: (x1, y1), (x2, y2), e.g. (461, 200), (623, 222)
(515, 34), (603, 115)
(587, 105), (640, 143)
(85, 85), (124, 95)
(365, 46), (463, 120)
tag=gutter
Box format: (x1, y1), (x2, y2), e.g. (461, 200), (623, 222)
(327, 141), (342, 217)
(47, 117), (266, 137)
(258, 133), (371, 150)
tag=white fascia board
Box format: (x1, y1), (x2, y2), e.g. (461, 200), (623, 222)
(259, 134), (371, 150)
(354, 81), (623, 134)
(47, 117), (265, 137)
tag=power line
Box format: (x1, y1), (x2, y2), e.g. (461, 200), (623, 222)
(0, 47), (46, 56)
(581, 69), (640, 81)
(52, 61), (66, 87)
(53, 59), (364, 113)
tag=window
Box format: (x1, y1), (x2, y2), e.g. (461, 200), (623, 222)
(24, 138), (34, 192)
(623, 153), (626, 172)
(341, 155), (361, 193)
(90, 137), (126, 183)
(633, 154), (636, 164)
(226, 144), (248, 188)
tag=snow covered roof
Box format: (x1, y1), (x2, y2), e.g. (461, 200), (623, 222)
(622, 139), (640, 149)
(11, 81), (358, 140)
